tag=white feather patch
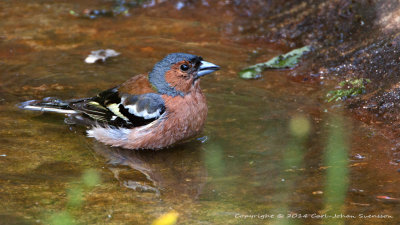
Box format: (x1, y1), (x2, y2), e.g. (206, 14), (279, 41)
(125, 104), (162, 119)
(87, 126), (130, 141)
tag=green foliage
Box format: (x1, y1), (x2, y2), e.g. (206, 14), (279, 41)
(323, 115), (349, 225)
(327, 78), (371, 102)
(272, 115), (310, 225)
(67, 186), (84, 208)
(82, 169), (101, 188)
(48, 169), (101, 225)
(204, 143), (225, 178)
(49, 212), (74, 225)
(289, 115), (311, 139)
(239, 46), (311, 79)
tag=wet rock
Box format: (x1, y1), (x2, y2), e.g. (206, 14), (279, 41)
(69, 0), (147, 19)
(193, 0), (400, 136)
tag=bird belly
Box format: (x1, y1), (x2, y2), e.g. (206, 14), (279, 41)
(128, 89), (208, 149)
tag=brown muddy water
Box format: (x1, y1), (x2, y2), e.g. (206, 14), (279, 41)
(0, 1), (399, 225)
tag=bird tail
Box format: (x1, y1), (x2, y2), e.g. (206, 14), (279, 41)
(18, 97), (78, 114)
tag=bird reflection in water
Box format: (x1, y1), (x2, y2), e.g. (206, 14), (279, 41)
(91, 140), (208, 200)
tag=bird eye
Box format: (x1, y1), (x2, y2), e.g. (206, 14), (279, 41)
(180, 64), (190, 71)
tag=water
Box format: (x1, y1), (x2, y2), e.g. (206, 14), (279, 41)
(1, 1), (399, 224)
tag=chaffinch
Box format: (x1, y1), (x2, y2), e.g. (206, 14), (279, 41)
(20, 53), (220, 150)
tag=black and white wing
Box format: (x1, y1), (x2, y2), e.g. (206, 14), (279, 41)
(69, 88), (166, 128)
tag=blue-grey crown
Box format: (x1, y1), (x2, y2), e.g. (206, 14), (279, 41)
(149, 53), (200, 97)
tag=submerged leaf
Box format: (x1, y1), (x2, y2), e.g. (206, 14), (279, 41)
(239, 46), (311, 79)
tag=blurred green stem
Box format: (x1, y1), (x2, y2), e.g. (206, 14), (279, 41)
(323, 115), (349, 225)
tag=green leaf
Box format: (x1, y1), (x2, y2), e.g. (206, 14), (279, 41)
(69, 10), (78, 16)
(238, 68), (262, 80)
(239, 46), (311, 79)
(326, 78), (371, 102)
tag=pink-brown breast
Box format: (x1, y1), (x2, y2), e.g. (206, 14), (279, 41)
(124, 81), (208, 149)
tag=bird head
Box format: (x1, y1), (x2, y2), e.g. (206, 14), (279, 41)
(149, 53), (219, 97)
